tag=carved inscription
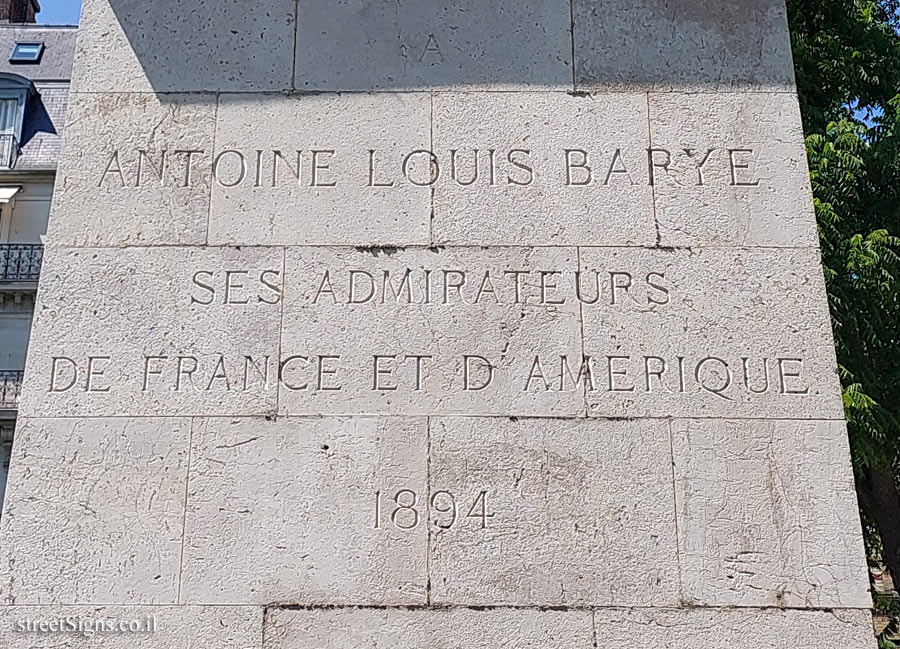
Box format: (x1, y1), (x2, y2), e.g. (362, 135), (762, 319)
(46, 353), (810, 401)
(98, 147), (761, 189)
(399, 33), (444, 63)
(190, 270), (282, 305)
(189, 267), (670, 307)
(30, 248), (835, 417)
(374, 490), (495, 530)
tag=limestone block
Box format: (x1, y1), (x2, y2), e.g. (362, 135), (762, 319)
(20, 247), (283, 417)
(649, 92), (817, 247)
(209, 94), (431, 246)
(278, 246), (584, 416)
(0, 605), (261, 648)
(0, 418), (190, 604)
(294, 0), (572, 91)
(673, 419), (871, 608)
(573, 0), (795, 91)
(429, 417), (679, 606)
(73, 0), (295, 92)
(48, 93), (216, 247)
(593, 608), (876, 649)
(264, 607), (593, 649)
(431, 92), (655, 246)
(578, 247), (843, 418)
(181, 416), (427, 605)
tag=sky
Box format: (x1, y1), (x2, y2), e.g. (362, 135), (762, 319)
(36, 0), (81, 25)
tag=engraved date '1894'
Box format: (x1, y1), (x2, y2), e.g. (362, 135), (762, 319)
(374, 489), (495, 530)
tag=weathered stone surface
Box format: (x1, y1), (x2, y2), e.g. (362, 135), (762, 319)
(0, 605), (261, 647)
(673, 419), (871, 608)
(265, 607), (593, 649)
(593, 608), (875, 649)
(209, 94), (431, 246)
(181, 416), (427, 605)
(573, 0), (795, 91)
(429, 417), (679, 606)
(73, 0), (295, 92)
(2, 0), (872, 638)
(278, 246), (584, 416)
(294, 0), (572, 91)
(578, 247), (843, 418)
(0, 418), (190, 604)
(649, 92), (817, 247)
(20, 247), (283, 417)
(431, 92), (655, 246)
(48, 93), (216, 247)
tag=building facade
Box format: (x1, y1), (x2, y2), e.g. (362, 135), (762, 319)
(0, 0), (74, 516)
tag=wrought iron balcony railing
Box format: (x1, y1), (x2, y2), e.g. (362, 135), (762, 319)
(0, 134), (20, 170)
(0, 244), (43, 283)
(0, 370), (24, 410)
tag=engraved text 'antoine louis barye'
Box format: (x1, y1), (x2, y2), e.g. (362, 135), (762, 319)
(98, 146), (762, 189)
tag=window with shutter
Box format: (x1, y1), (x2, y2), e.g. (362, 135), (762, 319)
(0, 98), (20, 136)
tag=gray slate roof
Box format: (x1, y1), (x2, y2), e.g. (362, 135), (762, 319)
(0, 25), (76, 171)
(18, 81), (68, 170)
(0, 24), (76, 81)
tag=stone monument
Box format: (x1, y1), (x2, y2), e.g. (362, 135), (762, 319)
(0, 0), (877, 647)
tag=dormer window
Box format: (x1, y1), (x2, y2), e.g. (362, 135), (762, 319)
(10, 42), (44, 64)
(0, 73), (34, 169)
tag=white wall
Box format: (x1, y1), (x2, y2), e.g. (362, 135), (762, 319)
(0, 177), (53, 243)
(0, 177), (49, 373)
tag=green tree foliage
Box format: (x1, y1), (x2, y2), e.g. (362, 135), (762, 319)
(787, 0), (900, 635)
